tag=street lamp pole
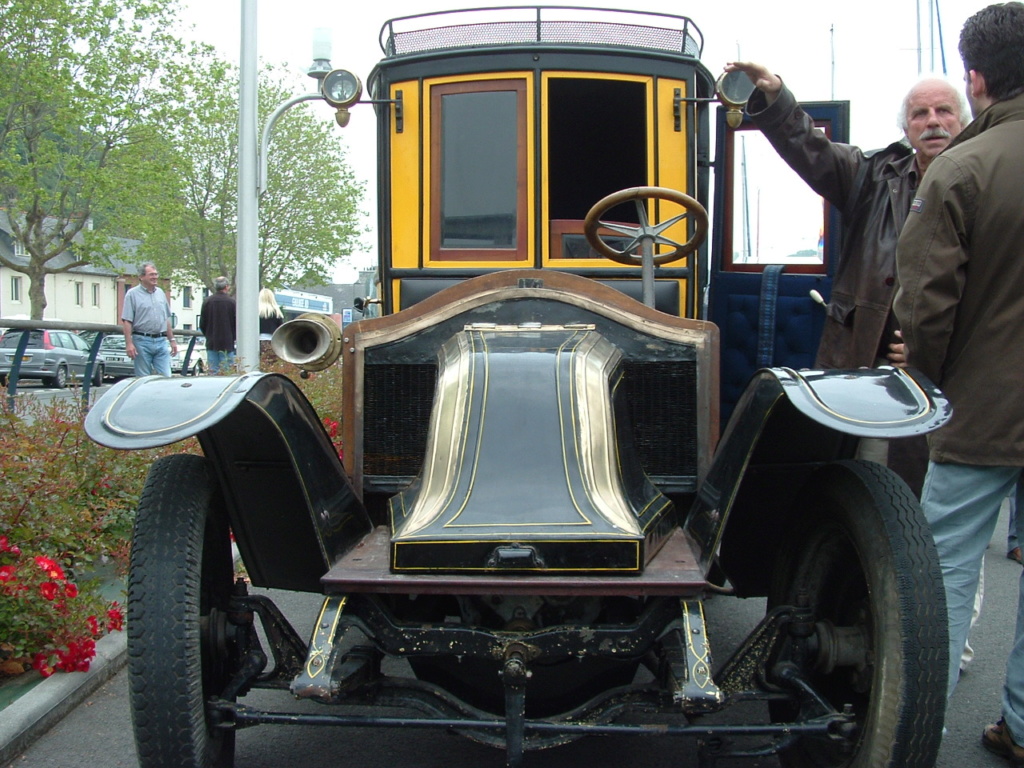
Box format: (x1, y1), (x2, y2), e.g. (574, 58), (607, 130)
(238, 6), (338, 370)
(237, 0), (259, 371)
(258, 94), (321, 197)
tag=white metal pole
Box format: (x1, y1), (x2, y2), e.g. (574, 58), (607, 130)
(237, 0), (260, 371)
(916, 0), (923, 74)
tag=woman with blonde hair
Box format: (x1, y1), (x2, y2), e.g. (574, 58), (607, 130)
(258, 288), (284, 364)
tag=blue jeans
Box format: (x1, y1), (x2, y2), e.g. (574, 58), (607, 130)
(206, 349), (236, 374)
(921, 462), (1024, 731)
(132, 335), (171, 377)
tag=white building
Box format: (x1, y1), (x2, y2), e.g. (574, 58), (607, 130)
(0, 222), (126, 325)
(2, 217), (357, 335)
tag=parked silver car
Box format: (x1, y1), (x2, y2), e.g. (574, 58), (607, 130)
(96, 335), (136, 380)
(0, 328), (104, 388)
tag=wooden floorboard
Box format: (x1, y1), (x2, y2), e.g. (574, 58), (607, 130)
(321, 526), (707, 596)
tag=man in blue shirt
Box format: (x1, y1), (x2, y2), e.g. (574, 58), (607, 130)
(120, 262), (176, 377)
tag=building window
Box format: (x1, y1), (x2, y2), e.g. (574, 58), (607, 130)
(91, 283), (100, 307)
(10, 276), (22, 302)
(74, 281), (84, 306)
(13, 240), (26, 258)
(183, 285), (192, 308)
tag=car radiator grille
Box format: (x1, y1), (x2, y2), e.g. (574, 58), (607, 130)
(361, 360), (698, 483)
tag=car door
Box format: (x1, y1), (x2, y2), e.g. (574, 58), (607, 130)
(707, 101), (850, 425)
(68, 331), (96, 378)
(56, 331), (88, 378)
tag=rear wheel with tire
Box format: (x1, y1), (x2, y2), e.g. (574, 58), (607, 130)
(128, 454), (237, 768)
(768, 460), (947, 768)
(92, 363), (104, 386)
(43, 363), (68, 388)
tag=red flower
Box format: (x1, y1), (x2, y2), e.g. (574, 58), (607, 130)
(56, 638), (95, 673)
(0, 536), (22, 556)
(107, 604), (124, 632)
(34, 556), (65, 581)
(64, 582), (79, 599)
(0, 565), (15, 583)
(32, 653), (54, 678)
(39, 581), (59, 601)
(87, 615), (100, 635)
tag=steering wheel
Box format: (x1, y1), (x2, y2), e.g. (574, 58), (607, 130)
(583, 186), (708, 266)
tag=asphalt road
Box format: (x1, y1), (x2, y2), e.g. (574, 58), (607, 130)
(6, 503), (1021, 768)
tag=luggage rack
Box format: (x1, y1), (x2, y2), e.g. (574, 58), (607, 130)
(380, 6), (703, 58)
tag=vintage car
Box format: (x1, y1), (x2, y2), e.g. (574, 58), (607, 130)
(85, 7), (951, 768)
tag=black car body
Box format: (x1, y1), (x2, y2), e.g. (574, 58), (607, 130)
(85, 8), (952, 768)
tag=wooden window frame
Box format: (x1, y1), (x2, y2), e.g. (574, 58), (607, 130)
(429, 79), (528, 262)
(721, 122), (833, 275)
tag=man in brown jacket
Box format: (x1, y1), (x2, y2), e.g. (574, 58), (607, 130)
(894, 3), (1024, 761)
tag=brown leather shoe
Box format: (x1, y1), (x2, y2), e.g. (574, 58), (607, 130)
(983, 719), (1024, 765)
(1009, 547), (1023, 565)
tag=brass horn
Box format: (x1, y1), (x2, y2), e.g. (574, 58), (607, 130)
(270, 313), (344, 372)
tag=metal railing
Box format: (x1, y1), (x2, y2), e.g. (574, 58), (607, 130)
(0, 318), (203, 408)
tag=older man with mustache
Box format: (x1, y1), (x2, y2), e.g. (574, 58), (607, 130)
(724, 62), (968, 496)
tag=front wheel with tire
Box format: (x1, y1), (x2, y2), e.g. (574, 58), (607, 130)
(768, 460), (947, 768)
(92, 363), (104, 387)
(128, 455), (238, 768)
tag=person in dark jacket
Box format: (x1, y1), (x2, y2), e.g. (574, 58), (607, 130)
(894, 3), (1024, 757)
(724, 60), (968, 495)
(725, 61), (967, 369)
(258, 288), (284, 340)
(199, 276), (236, 374)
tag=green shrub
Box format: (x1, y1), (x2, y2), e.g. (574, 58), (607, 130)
(1, 362), (344, 678)
(0, 395), (195, 676)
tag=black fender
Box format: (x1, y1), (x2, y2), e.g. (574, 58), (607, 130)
(86, 373), (371, 592)
(684, 366), (950, 594)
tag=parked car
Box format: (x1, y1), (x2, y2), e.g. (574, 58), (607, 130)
(0, 328), (104, 388)
(96, 335), (135, 381)
(171, 336), (206, 376)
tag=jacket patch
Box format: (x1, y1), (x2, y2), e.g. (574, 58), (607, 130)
(910, 197), (925, 213)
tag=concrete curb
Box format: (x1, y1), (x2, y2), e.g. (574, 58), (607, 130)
(0, 630), (127, 765)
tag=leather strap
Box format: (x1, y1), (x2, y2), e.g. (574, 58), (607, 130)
(756, 264), (785, 367)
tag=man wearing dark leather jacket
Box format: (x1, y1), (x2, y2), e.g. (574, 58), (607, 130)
(723, 61), (967, 494)
(725, 61), (967, 369)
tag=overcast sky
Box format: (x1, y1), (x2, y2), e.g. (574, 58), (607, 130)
(178, 0), (984, 276)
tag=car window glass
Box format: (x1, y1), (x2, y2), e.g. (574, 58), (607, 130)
(102, 337), (126, 351)
(1, 330), (44, 348)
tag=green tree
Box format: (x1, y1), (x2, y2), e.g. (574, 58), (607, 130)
(127, 55), (366, 292)
(0, 0), (188, 319)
